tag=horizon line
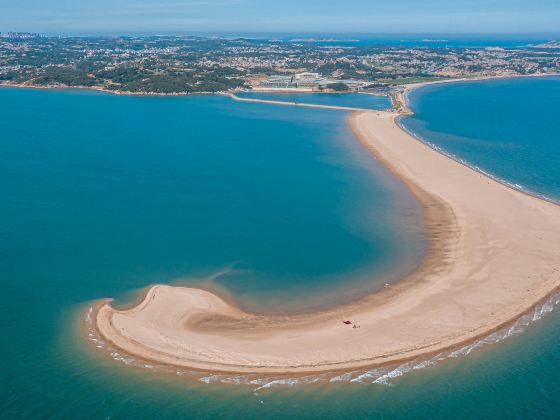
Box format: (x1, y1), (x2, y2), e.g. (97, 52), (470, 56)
(3, 31), (559, 37)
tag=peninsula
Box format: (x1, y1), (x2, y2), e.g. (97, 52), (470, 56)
(92, 101), (560, 374)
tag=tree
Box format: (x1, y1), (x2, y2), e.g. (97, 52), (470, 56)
(326, 82), (349, 92)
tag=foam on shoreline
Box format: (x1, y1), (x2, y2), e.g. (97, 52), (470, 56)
(83, 288), (560, 389)
(88, 108), (560, 377)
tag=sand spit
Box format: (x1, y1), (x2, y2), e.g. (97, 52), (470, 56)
(92, 109), (560, 374)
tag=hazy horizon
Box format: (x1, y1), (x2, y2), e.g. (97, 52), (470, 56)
(1, 0), (559, 35)
(2, 32), (559, 40)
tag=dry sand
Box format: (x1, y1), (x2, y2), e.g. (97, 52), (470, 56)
(93, 110), (560, 374)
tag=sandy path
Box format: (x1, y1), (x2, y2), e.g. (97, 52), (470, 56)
(94, 110), (560, 374)
(227, 93), (375, 111)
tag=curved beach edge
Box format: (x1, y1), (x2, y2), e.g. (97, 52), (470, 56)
(90, 109), (560, 375)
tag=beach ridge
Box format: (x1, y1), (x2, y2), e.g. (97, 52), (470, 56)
(91, 108), (560, 374)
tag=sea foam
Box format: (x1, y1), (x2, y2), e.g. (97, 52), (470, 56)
(84, 288), (560, 390)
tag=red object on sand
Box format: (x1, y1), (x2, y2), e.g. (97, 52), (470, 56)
(342, 320), (352, 325)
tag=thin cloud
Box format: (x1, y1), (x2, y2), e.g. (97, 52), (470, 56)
(123, 0), (244, 9)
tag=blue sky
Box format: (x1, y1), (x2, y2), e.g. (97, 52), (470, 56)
(1, 0), (559, 34)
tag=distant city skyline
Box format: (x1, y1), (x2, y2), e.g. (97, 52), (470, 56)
(1, 0), (559, 35)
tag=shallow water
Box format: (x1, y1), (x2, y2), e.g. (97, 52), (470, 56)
(2, 77), (560, 418)
(0, 87), (426, 417)
(235, 91), (392, 110)
(0, 88), (424, 312)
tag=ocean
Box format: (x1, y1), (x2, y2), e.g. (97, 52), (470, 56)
(402, 76), (560, 201)
(1, 76), (560, 418)
(77, 33), (560, 49)
(0, 87), (425, 417)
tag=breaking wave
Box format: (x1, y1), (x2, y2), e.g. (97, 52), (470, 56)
(83, 289), (560, 391)
(396, 117), (560, 206)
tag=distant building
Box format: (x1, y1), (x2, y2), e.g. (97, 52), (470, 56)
(259, 75), (297, 89)
(316, 79), (364, 90)
(257, 72), (368, 91)
(0, 32), (41, 39)
(294, 72), (321, 80)
(295, 78), (321, 88)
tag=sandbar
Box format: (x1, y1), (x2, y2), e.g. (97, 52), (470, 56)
(92, 107), (560, 374)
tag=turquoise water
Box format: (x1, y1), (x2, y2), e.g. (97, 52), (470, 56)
(1, 77), (560, 418)
(0, 88), (424, 313)
(235, 91), (392, 110)
(0, 87), (426, 417)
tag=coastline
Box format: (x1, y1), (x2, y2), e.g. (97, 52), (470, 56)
(395, 72), (560, 113)
(3, 72), (557, 108)
(395, 117), (560, 207)
(0, 81), (223, 96)
(397, 73), (560, 206)
(0, 82), (393, 109)
(90, 103), (560, 374)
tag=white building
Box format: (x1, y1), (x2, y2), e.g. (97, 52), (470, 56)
(258, 72), (367, 91)
(294, 72), (321, 80)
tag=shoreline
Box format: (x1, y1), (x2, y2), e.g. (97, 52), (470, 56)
(392, 73), (560, 114)
(0, 81), (223, 96)
(0, 82), (393, 111)
(91, 103), (560, 374)
(86, 276), (560, 379)
(90, 135), (458, 374)
(4, 72), (558, 101)
(395, 117), (560, 207)
(396, 73), (560, 206)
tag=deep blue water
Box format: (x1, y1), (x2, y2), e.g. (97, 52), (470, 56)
(235, 91), (392, 110)
(2, 76), (560, 419)
(402, 76), (560, 200)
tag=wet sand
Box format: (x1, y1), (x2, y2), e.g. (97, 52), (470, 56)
(92, 110), (560, 374)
